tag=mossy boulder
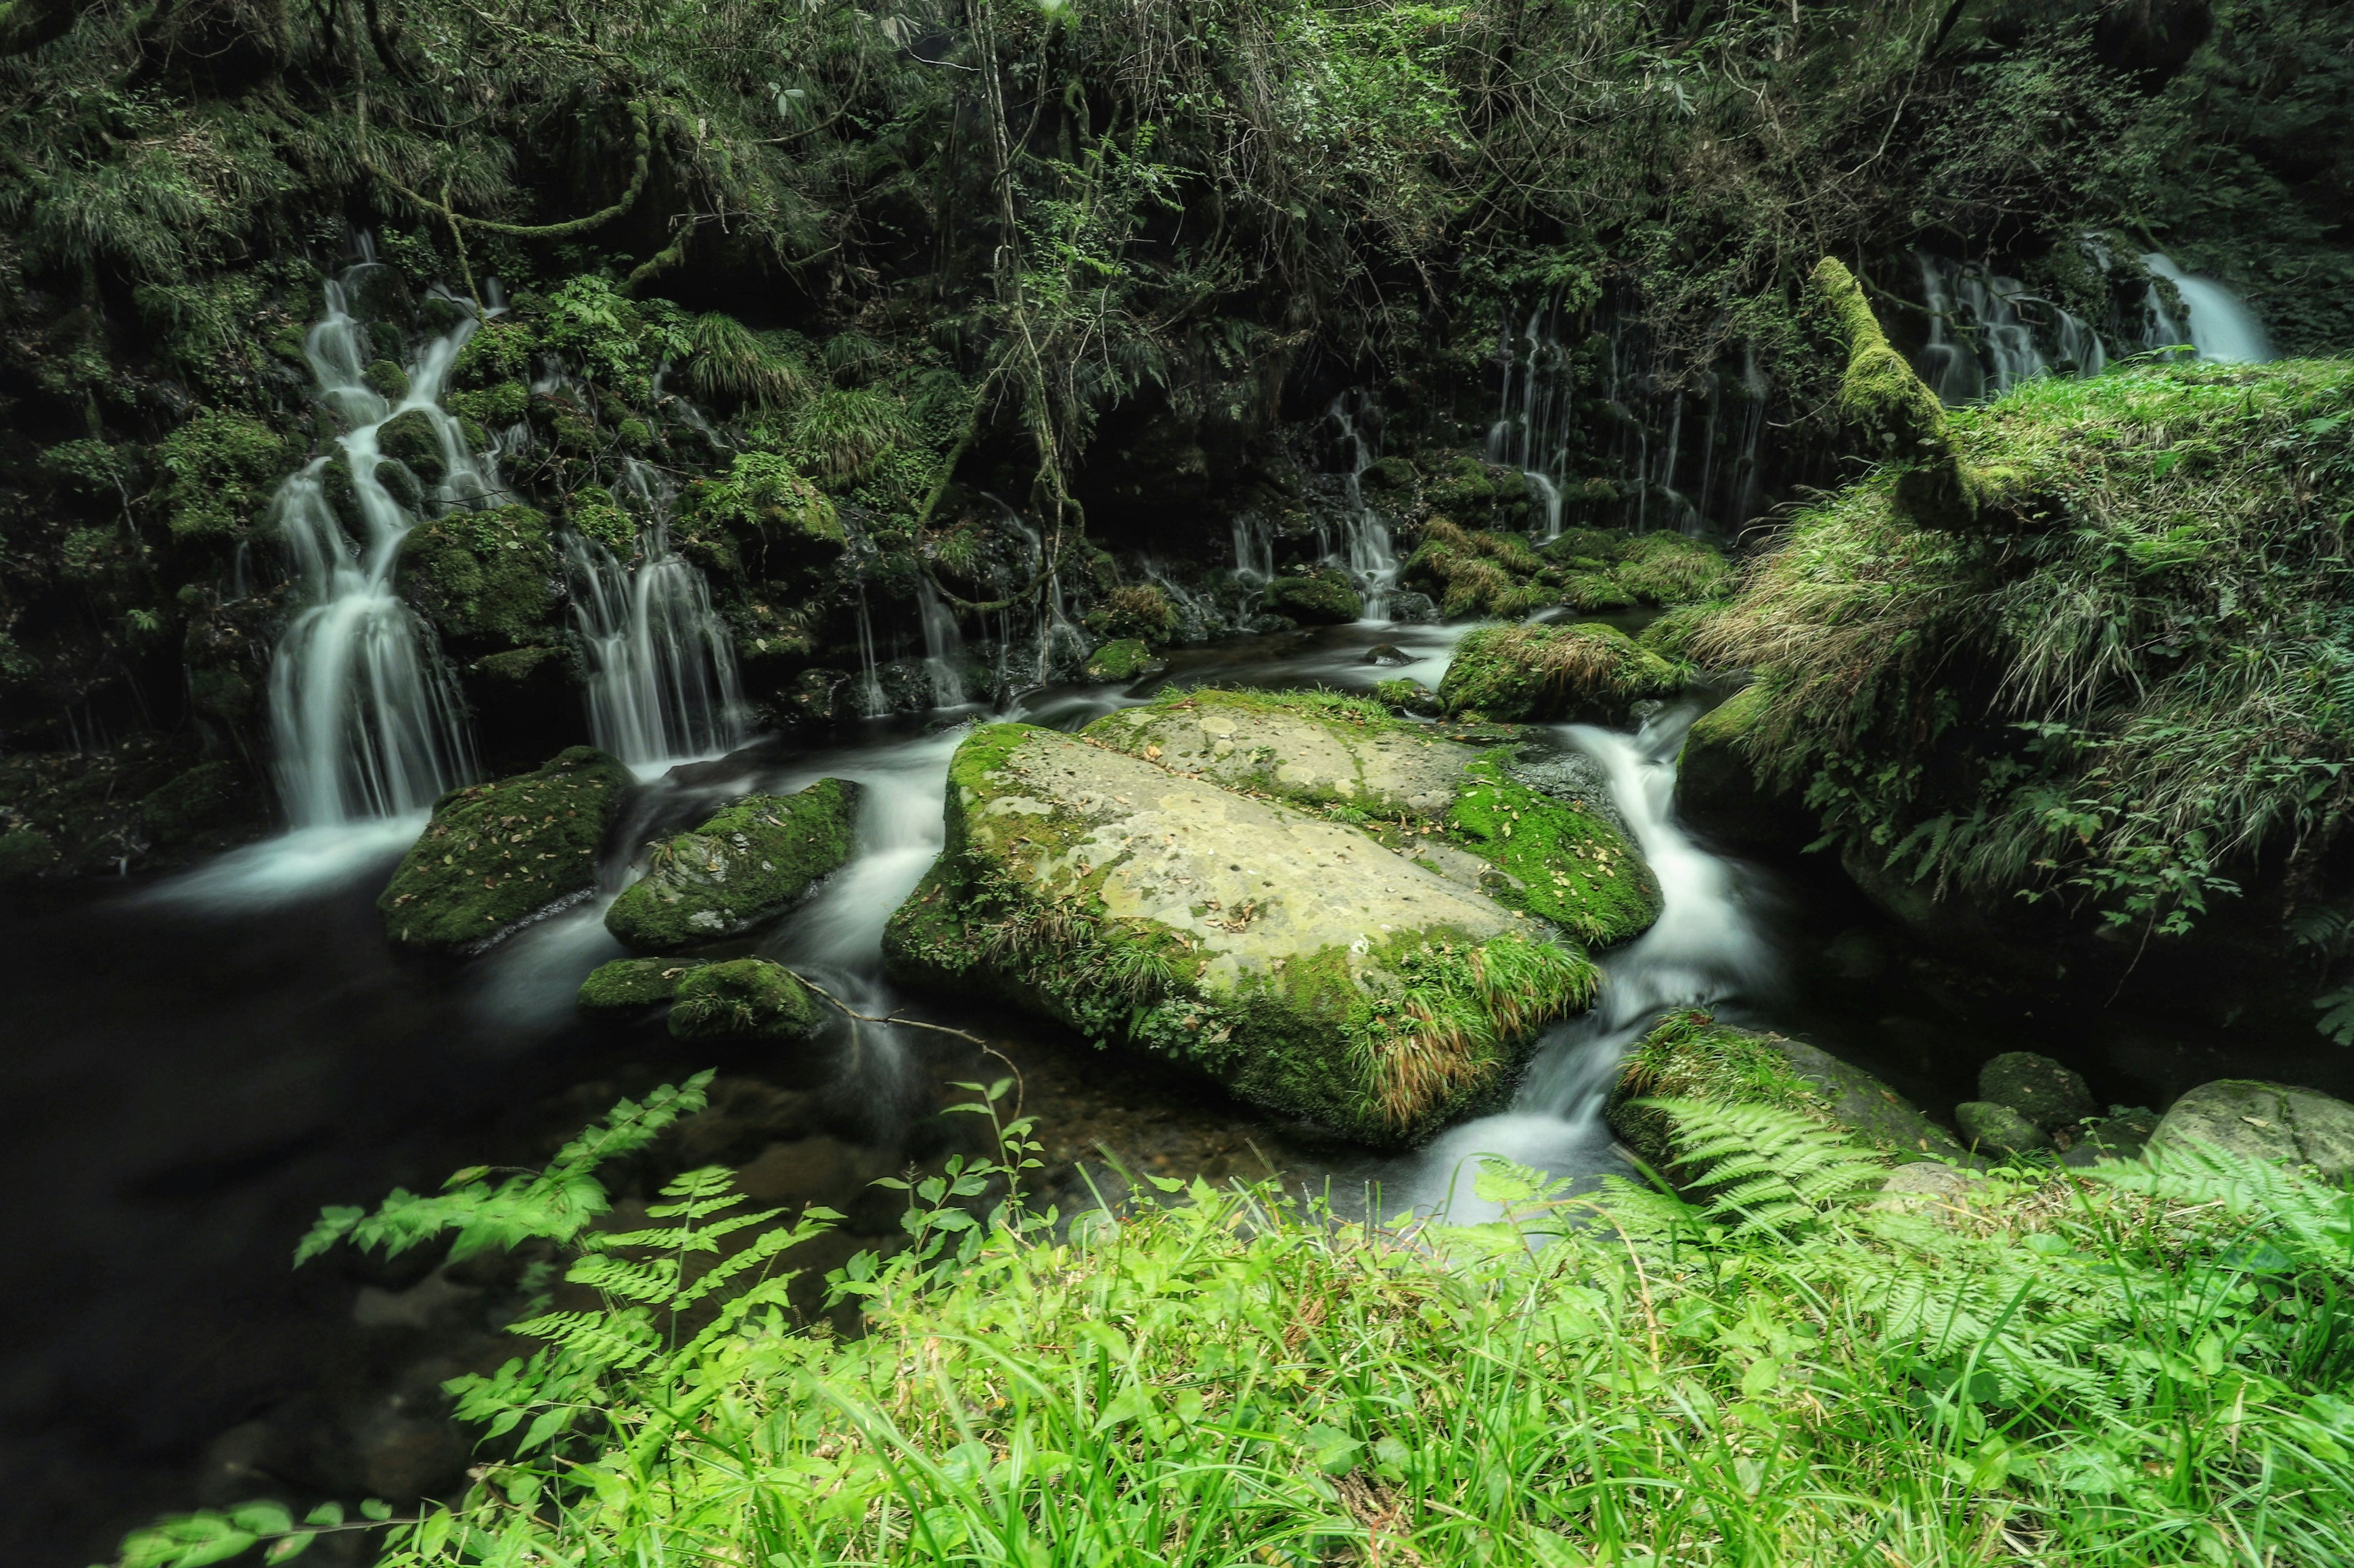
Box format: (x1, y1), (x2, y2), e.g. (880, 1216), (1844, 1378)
(1954, 1101), (2052, 1160)
(1263, 570), (1363, 625)
(1085, 690), (1661, 947)
(1977, 1051), (2097, 1133)
(1423, 454), (1503, 516)
(578, 957), (703, 1015)
(682, 451), (847, 575)
(1403, 519), (1560, 619)
(375, 408), (449, 487)
(154, 409), (293, 543)
(446, 380), (530, 428)
(2149, 1081), (2354, 1179)
(1674, 685), (1812, 853)
(378, 747), (634, 952)
(668, 958), (823, 1043)
(1609, 1011), (1970, 1174)
(1084, 584), (1179, 645)
(1373, 677), (1442, 718)
(1083, 639), (1165, 683)
(0, 826), (59, 883)
(1439, 622), (1682, 723)
(365, 359), (411, 402)
(135, 760), (248, 847)
(398, 504), (560, 653)
(1613, 533), (1737, 606)
(883, 720), (1599, 1147)
(605, 780), (862, 953)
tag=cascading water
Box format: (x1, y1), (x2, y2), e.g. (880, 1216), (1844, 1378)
(2141, 253), (2275, 363)
(916, 577), (970, 709)
(1914, 253), (2111, 406)
(1327, 392), (1399, 619)
(265, 264), (486, 828)
(562, 459), (748, 768)
(1230, 512), (1274, 587)
(1403, 704), (1775, 1219)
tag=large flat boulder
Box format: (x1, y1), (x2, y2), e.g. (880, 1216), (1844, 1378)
(379, 747), (632, 951)
(883, 720), (1599, 1146)
(606, 779), (861, 952)
(2150, 1080), (2354, 1179)
(1083, 691), (1661, 947)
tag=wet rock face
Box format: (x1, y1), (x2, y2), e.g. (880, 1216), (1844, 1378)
(577, 956), (703, 1014)
(378, 747), (634, 951)
(883, 714), (1601, 1147)
(1084, 691), (1661, 947)
(1609, 1010), (1971, 1174)
(605, 779), (862, 953)
(1439, 622), (1682, 724)
(1674, 684), (1813, 854)
(2151, 1080), (2354, 1179)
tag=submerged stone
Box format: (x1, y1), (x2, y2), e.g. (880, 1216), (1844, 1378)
(578, 957), (703, 1014)
(606, 779), (862, 953)
(1439, 622), (1681, 724)
(2150, 1080), (2354, 1179)
(1609, 1010), (1970, 1172)
(378, 747), (633, 952)
(883, 719), (1598, 1147)
(668, 957), (823, 1042)
(1084, 690), (1660, 946)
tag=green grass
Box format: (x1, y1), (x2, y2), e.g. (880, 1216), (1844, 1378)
(119, 1087), (2354, 1568)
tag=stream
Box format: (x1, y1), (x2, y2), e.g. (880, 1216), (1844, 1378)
(4, 616), (2344, 1567)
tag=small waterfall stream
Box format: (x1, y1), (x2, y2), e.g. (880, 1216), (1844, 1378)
(265, 265), (487, 828)
(1327, 392), (1399, 618)
(563, 460), (748, 771)
(1404, 704), (1775, 1219)
(2141, 253), (2275, 363)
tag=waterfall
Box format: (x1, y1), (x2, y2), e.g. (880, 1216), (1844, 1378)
(265, 264), (486, 828)
(561, 459), (746, 767)
(1913, 253), (2109, 406)
(916, 576), (968, 708)
(1230, 512), (1274, 587)
(2141, 253), (2274, 363)
(987, 496), (1089, 688)
(851, 584), (888, 717)
(1327, 392), (1398, 619)
(1403, 706), (1777, 1218)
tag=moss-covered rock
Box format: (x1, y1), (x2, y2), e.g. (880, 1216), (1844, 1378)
(0, 826), (59, 883)
(1373, 677), (1442, 717)
(1609, 1010), (1970, 1173)
(1263, 569), (1364, 625)
(1674, 685), (1812, 853)
(1083, 638), (1165, 683)
(154, 409), (292, 543)
(378, 747), (633, 951)
(135, 760), (247, 847)
(1403, 519), (1560, 619)
(445, 379), (530, 428)
(682, 451), (847, 576)
(1954, 1101), (2052, 1159)
(606, 780), (863, 953)
(669, 958), (823, 1042)
(1438, 622), (1682, 723)
(884, 720), (1598, 1147)
(577, 956), (704, 1015)
(1613, 533), (1737, 606)
(397, 503), (560, 653)
(1977, 1051), (2097, 1133)
(375, 408), (449, 487)
(2149, 1081), (2354, 1179)
(1084, 584), (1179, 645)
(365, 359), (411, 402)
(1422, 453), (1503, 516)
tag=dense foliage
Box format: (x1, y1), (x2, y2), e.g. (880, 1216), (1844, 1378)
(116, 1080), (2354, 1567)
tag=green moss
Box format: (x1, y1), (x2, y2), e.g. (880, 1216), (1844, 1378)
(1560, 571), (1636, 612)
(1083, 638), (1164, 682)
(1446, 755), (1661, 946)
(605, 779), (863, 953)
(452, 319), (539, 390)
(681, 451), (847, 573)
(365, 359), (411, 401)
(669, 957), (822, 1041)
(1609, 1010), (1968, 1175)
(1439, 622), (1682, 722)
(1362, 455), (1416, 490)
(577, 956), (703, 1015)
(0, 827), (59, 883)
(1404, 519), (1568, 619)
(1083, 584), (1179, 644)
(1263, 570), (1363, 625)
(445, 380), (529, 427)
(154, 409), (292, 543)
(1423, 452), (1501, 515)
(1614, 533), (1737, 606)
(135, 760), (245, 846)
(1637, 598), (1729, 661)
(398, 504), (559, 652)
(378, 747), (633, 951)
(1373, 677), (1440, 717)
(473, 645), (567, 687)
(375, 409), (448, 487)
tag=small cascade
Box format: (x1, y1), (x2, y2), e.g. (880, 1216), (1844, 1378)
(1230, 512), (1274, 586)
(265, 262), (487, 828)
(2141, 253), (2275, 363)
(562, 459), (747, 767)
(851, 585), (889, 717)
(1404, 705), (1777, 1218)
(1327, 392), (1398, 619)
(1913, 254), (2107, 405)
(986, 497), (1089, 688)
(915, 576), (968, 708)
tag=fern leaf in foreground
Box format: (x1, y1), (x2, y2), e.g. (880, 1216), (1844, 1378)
(1644, 1094), (1888, 1235)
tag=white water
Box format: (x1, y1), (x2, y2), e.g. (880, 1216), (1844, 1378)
(1327, 393), (1400, 618)
(1916, 253), (2109, 405)
(265, 265), (486, 827)
(1404, 704), (1775, 1221)
(1230, 512), (1274, 587)
(564, 460), (748, 770)
(916, 577), (969, 708)
(2141, 253), (2275, 363)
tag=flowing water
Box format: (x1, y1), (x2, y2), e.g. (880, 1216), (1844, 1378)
(2141, 252), (2276, 363)
(265, 264), (487, 828)
(1326, 392), (1401, 617)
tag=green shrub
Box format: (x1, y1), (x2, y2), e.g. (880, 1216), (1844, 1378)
(153, 409), (291, 543)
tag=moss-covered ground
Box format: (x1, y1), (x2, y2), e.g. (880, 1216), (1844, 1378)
(1404, 517), (1735, 620)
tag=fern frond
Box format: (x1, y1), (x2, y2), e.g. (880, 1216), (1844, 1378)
(1645, 1097), (1886, 1235)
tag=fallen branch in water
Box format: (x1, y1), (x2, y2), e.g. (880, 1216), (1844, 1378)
(786, 967), (1024, 1119)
